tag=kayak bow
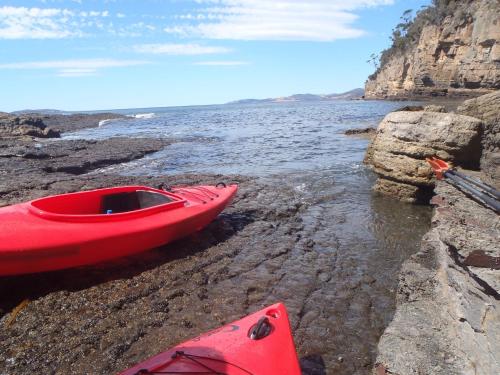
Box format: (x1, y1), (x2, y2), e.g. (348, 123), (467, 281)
(119, 303), (301, 375)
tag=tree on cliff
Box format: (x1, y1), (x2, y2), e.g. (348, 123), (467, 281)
(369, 0), (471, 80)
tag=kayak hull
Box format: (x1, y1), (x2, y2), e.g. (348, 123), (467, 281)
(0, 184), (237, 276)
(119, 303), (301, 375)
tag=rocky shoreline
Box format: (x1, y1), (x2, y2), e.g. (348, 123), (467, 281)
(0, 99), (498, 375)
(0, 112), (171, 207)
(375, 182), (499, 375)
(365, 92), (499, 375)
(3, 111), (403, 375)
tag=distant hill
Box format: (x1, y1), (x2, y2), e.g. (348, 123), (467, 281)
(227, 88), (364, 104)
(11, 109), (72, 115)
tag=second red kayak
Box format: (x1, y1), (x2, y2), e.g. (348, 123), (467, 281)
(0, 184), (237, 276)
(119, 302), (301, 375)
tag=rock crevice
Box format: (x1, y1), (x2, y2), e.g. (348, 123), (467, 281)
(375, 183), (500, 375)
(370, 91), (500, 375)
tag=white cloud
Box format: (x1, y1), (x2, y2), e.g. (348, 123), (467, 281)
(193, 60), (250, 66)
(0, 58), (150, 77)
(57, 68), (97, 77)
(0, 6), (111, 39)
(166, 0), (394, 41)
(133, 43), (231, 55)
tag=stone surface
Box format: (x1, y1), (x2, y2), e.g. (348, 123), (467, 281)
(365, 0), (500, 99)
(0, 113), (59, 138)
(0, 137), (169, 204)
(457, 90), (500, 187)
(423, 104), (446, 113)
(365, 111), (483, 201)
(344, 127), (376, 137)
(375, 181), (500, 375)
(372, 179), (427, 203)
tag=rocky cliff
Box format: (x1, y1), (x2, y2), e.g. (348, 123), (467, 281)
(365, 0), (500, 99)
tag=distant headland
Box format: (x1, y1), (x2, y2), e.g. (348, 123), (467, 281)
(226, 88), (364, 104)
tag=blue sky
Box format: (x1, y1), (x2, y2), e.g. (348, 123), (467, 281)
(0, 0), (430, 111)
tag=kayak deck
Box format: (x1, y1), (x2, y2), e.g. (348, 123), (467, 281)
(119, 303), (301, 375)
(0, 184), (237, 275)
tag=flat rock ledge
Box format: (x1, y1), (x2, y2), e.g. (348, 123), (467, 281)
(374, 182), (500, 375)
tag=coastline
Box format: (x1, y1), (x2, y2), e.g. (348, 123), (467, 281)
(0, 106), (429, 375)
(0, 96), (498, 375)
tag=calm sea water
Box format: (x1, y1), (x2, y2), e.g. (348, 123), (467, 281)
(63, 100), (432, 374)
(63, 100), (410, 177)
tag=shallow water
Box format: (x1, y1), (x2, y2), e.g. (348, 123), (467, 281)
(64, 100), (432, 374)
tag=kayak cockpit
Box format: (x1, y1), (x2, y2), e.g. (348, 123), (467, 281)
(101, 190), (174, 213)
(29, 186), (187, 222)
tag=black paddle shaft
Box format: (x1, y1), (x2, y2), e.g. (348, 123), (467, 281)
(443, 172), (500, 214)
(448, 170), (500, 200)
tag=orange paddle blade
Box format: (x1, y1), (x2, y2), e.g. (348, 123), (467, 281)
(425, 157), (450, 180)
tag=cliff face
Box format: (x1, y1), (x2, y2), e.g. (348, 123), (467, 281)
(365, 0), (500, 99)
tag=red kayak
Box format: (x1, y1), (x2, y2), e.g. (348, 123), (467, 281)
(119, 303), (301, 375)
(0, 184), (237, 276)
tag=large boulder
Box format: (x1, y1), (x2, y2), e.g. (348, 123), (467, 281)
(457, 90), (500, 186)
(0, 113), (59, 138)
(365, 111), (483, 201)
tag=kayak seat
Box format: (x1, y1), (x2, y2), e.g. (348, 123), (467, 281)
(101, 190), (173, 214)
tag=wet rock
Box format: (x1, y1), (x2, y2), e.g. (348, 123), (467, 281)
(344, 127), (376, 137)
(40, 138), (169, 174)
(365, 111), (483, 202)
(38, 113), (127, 133)
(375, 180), (500, 375)
(457, 90), (500, 187)
(394, 105), (424, 112)
(0, 113), (59, 138)
(394, 105), (446, 113)
(372, 179), (432, 203)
